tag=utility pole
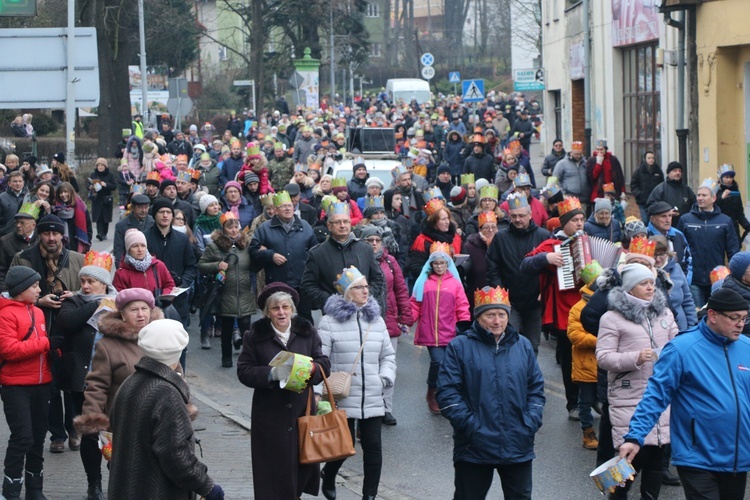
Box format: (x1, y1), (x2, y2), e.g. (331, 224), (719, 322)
(330, 1), (336, 104)
(138, 0), (148, 124)
(65, 0), (76, 167)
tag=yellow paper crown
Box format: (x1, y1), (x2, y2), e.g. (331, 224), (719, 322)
(83, 251), (113, 272)
(558, 196), (582, 217)
(478, 211), (497, 227)
(260, 194), (275, 208)
(460, 173), (475, 185)
(474, 286), (510, 308)
(272, 191), (292, 207)
(629, 236), (656, 258)
(332, 177), (348, 188)
(710, 265), (731, 284)
(220, 211), (238, 225)
(429, 241), (453, 256)
(246, 143), (261, 157)
(479, 184), (499, 201)
(424, 197), (446, 217)
(18, 202), (41, 219)
(147, 171), (162, 182)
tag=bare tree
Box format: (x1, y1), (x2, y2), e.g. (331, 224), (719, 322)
(511, 0), (542, 60)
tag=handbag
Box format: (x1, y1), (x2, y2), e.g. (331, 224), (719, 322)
(321, 327), (370, 400)
(298, 368), (356, 465)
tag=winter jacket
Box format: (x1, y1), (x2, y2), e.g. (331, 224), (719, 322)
(716, 180), (750, 238)
(74, 308), (164, 435)
(268, 157), (295, 192)
(678, 204), (739, 286)
(462, 151), (495, 183)
(198, 231), (256, 318)
(552, 154), (589, 202)
(219, 154), (245, 187)
(108, 357), (214, 500)
(220, 194), (256, 229)
(411, 272), (471, 347)
(0, 297), (52, 387)
(624, 319), (750, 472)
(586, 152), (625, 201)
(499, 196), (548, 229)
(630, 161), (664, 206)
(541, 149), (566, 177)
(347, 176), (369, 202)
(113, 214), (155, 268)
(408, 223), (463, 280)
(463, 233), (490, 311)
(199, 162), (222, 198)
(596, 287), (677, 448)
(719, 275), (750, 336)
(113, 257), (174, 297)
(0, 231), (38, 292)
(443, 132), (466, 176)
(0, 187), (27, 235)
(584, 213), (622, 243)
(378, 250), (414, 337)
(249, 215), (317, 289)
(293, 136), (318, 165)
(646, 179), (696, 217)
(661, 258), (697, 331)
(647, 223), (692, 283)
(436, 322), (545, 465)
(88, 168), (117, 224)
(568, 284), (598, 384)
(318, 295), (396, 420)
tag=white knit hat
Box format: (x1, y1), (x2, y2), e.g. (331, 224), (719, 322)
(124, 229), (147, 252)
(199, 194), (219, 214)
(138, 319), (189, 367)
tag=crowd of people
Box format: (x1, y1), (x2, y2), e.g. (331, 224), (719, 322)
(0, 91), (748, 500)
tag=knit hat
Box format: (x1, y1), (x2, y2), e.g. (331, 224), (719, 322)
(6, 266), (40, 298)
(199, 194), (219, 214)
(138, 319), (189, 367)
(365, 177), (384, 190)
(594, 198), (612, 214)
(151, 198), (173, 216)
(159, 179), (176, 192)
(706, 288), (748, 313)
(79, 251), (113, 287)
(729, 252), (750, 281)
(437, 164), (451, 176)
(621, 263), (655, 292)
(37, 215), (66, 234)
(623, 218), (647, 240)
(224, 180), (242, 193)
(666, 161), (683, 174)
(244, 172), (260, 185)
(359, 225), (382, 240)
(115, 287), (155, 311)
(450, 186), (467, 205)
(124, 229), (147, 252)
(474, 286), (511, 318)
(475, 178), (490, 193)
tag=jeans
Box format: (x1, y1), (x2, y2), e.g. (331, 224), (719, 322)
(677, 467), (747, 500)
(554, 329), (579, 411)
(577, 382), (597, 430)
(453, 460), (532, 500)
(70, 392), (103, 483)
(610, 444), (664, 499)
(323, 417), (383, 497)
(382, 337), (398, 412)
(510, 305), (542, 355)
(690, 283), (711, 309)
(427, 346), (446, 389)
(596, 401), (616, 466)
(2, 384), (50, 478)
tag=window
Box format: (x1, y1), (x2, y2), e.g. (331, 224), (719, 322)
(218, 46), (228, 61)
(366, 2), (380, 17)
(622, 42), (661, 180)
(370, 43), (382, 58)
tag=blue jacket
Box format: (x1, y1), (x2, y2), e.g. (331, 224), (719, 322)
(678, 204), (739, 286)
(584, 213), (622, 243)
(625, 320), (750, 473)
(436, 323), (545, 465)
(219, 155), (245, 186)
(220, 194), (256, 229)
(647, 222), (692, 284)
(248, 215), (317, 288)
(662, 258), (697, 331)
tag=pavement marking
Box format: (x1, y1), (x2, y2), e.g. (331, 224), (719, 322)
(192, 390), (253, 431)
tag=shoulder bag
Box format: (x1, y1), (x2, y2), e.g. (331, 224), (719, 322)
(321, 327), (370, 400)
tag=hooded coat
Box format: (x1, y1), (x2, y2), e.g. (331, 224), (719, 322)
(377, 249), (414, 337)
(411, 268), (471, 347)
(584, 212), (623, 243)
(0, 296), (51, 387)
(462, 149), (495, 183)
(567, 284), (598, 384)
(443, 132), (466, 176)
(716, 179), (750, 238)
(198, 230), (256, 318)
(630, 160), (664, 206)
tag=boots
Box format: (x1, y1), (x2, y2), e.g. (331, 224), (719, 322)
(200, 329), (211, 350)
(321, 469), (336, 500)
(2, 476), (23, 499)
(232, 329), (243, 350)
(24, 471), (46, 500)
(220, 330), (233, 368)
(86, 478), (103, 500)
(582, 427), (599, 450)
(426, 387), (440, 414)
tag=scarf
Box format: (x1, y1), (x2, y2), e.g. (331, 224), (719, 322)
(195, 214), (222, 233)
(39, 244), (63, 293)
(78, 291), (115, 303)
(371, 218), (387, 228)
(272, 324), (291, 346)
(227, 196), (241, 218)
(625, 292), (652, 308)
(125, 252), (153, 273)
(73, 196), (91, 252)
(374, 247), (384, 260)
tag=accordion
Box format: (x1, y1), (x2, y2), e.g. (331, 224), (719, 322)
(556, 234), (622, 290)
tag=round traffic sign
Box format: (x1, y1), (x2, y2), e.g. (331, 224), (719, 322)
(420, 52), (434, 66)
(421, 66), (435, 80)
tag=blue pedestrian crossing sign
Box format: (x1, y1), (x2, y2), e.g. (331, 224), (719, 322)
(448, 72), (461, 83)
(462, 79), (485, 102)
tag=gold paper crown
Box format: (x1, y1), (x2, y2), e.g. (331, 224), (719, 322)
(424, 197), (446, 217)
(176, 170), (192, 183)
(176, 154), (189, 163)
(478, 211), (497, 227)
(479, 184), (499, 200)
(272, 191), (292, 207)
(699, 178), (719, 195)
(18, 202), (40, 219)
(188, 168), (202, 181)
(629, 236), (656, 258)
(602, 182), (616, 194)
(335, 266), (365, 294)
(558, 196), (582, 217)
(332, 177), (348, 188)
(570, 141), (584, 152)
(83, 251), (113, 272)
(710, 265), (730, 284)
(429, 241), (453, 256)
(147, 171), (162, 182)
(460, 173), (475, 185)
(200, 152), (211, 161)
(220, 211), (238, 225)
(474, 286), (510, 308)
(507, 193), (530, 210)
(260, 194), (274, 208)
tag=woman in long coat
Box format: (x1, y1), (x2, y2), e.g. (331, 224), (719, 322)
(237, 282), (330, 500)
(87, 158), (116, 241)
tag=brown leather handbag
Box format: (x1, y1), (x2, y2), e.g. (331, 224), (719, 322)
(298, 369), (356, 465)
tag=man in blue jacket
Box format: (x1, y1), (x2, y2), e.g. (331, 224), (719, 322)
(620, 288), (750, 499)
(437, 286), (545, 500)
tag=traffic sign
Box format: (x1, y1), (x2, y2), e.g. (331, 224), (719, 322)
(421, 66), (435, 80)
(232, 79), (255, 87)
(448, 72), (461, 83)
(420, 52), (434, 66)
(461, 79), (485, 103)
(513, 68), (545, 91)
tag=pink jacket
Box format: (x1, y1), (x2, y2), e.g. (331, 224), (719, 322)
(411, 272), (470, 347)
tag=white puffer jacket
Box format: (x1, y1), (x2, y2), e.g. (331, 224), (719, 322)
(317, 295), (396, 420)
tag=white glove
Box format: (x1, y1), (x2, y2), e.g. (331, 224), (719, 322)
(269, 366), (281, 381)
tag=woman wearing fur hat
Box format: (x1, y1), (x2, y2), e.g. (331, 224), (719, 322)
(66, 288), (158, 498)
(596, 263), (677, 499)
(317, 267), (396, 500)
(113, 229), (174, 297)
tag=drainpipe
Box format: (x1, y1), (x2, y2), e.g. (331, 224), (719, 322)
(669, 11), (689, 171)
(583, 0), (592, 156)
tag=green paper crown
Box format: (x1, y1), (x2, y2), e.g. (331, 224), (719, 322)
(332, 177), (348, 188)
(272, 191), (292, 207)
(18, 203), (40, 219)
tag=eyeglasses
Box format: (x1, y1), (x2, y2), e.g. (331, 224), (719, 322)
(481, 225), (498, 233)
(350, 285), (369, 291)
(329, 220), (351, 225)
(365, 237), (382, 244)
(716, 311), (750, 324)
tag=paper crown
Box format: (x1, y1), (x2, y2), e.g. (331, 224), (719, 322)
(597, 138), (608, 148)
(602, 182), (616, 194)
(320, 195), (338, 214)
(474, 286), (510, 309)
(130, 184), (145, 194)
(423, 186), (444, 202)
(18, 202), (41, 219)
(479, 184), (499, 201)
(393, 165), (409, 178)
(220, 211), (238, 225)
(424, 198), (446, 217)
(122, 128), (132, 137)
(699, 178), (719, 195)
(514, 173), (532, 188)
(471, 134), (485, 145)
(710, 265), (731, 284)
(507, 139), (521, 149)
(365, 196), (385, 210)
(83, 251), (113, 272)
(176, 170), (192, 183)
(260, 194), (275, 208)
(402, 157), (415, 168)
(503, 148), (513, 157)
(430, 241), (453, 256)
(580, 261), (604, 286)
(629, 236), (656, 258)
(294, 163), (307, 173)
(541, 183), (561, 201)
(308, 162), (321, 171)
(460, 173), (475, 185)
(274, 142), (285, 150)
(570, 141), (584, 153)
(329, 202), (351, 216)
(147, 171), (161, 182)
(558, 197), (582, 217)
(335, 266), (365, 294)
(507, 193), (530, 210)
(718, 164), (735, 177)
(188, 168), (202, 181)
(353, 157), (366, 168)
(478, 211), (497, 227)
(200, 152), (211, 161)
(246, 143), (261, 157)
(272, 191), (292, 207)
(176, 154), (189, 164)
(332, 177), (348, 188)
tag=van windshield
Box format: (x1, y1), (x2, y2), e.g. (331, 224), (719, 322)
(393, 91), (431, 105)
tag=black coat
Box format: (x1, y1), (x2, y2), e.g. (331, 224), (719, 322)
(0, 188), (26, 236)
(108, 357), (215, 500)
(462, 152), (495, 183)
(88, 168), (116, 224)
(646, 179), (696, 217)
(113, 213), (154, 268)
(236, 316), (330, 499)
(55, 294), (107, 392)
(248, 215), (317, 288)
(0, 231), (38, 292)
(716, 181), (750, 237)
(630, 161), (664, 206)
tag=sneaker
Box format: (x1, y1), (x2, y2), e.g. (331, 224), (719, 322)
(382, 412), (397, 426)
(568, 408), (580, 421)
(69, 433), (81, 451)
(49, 440), (65, 453)
(582, 427), (598, 450)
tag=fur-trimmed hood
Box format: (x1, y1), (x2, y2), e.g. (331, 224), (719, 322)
(323, 294), (381, 323)
(97, 308), (164, 341)
(250, 315), (315, 343)
(607, 286), (668, 323)
(210, 229), (249, 251)
(596, 266), (673, 294)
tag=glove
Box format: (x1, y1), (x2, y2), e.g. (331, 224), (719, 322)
(205, 484), (224, 500)
(381, 377), (393, 389)
(269, 366), (281, 381)
(48, 336), (63, 351)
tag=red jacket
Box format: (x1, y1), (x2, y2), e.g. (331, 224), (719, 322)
(378, 250), (414, 337)
(0, 297), (52, 386)
(113, 257), (175, 295)
(237, 163), (272, 195)
(500, 196), (549, 229)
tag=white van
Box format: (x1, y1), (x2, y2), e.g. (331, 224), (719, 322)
(385, 78), (431, 105)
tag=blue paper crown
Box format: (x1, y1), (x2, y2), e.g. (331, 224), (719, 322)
(699, 178), (719, 195)
(541, 183), (561, 200)
(718, 164), (735, 177)
(393, 165), (409, 178)
(507, 193), (530, 210)
(423, 186), (444, 203)
(176, 171), (192, 183)
(401, 157), (414, 168)
(514, 173), (532, 188)
(130, 184), (145, 194)
(335, 266), (365, 294)
(365, 196), (384, 210)
(294, 163), (307, 173)
(329, 202), (350, 216)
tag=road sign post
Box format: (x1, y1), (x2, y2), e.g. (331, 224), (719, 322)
(420, 53), (434, 67)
